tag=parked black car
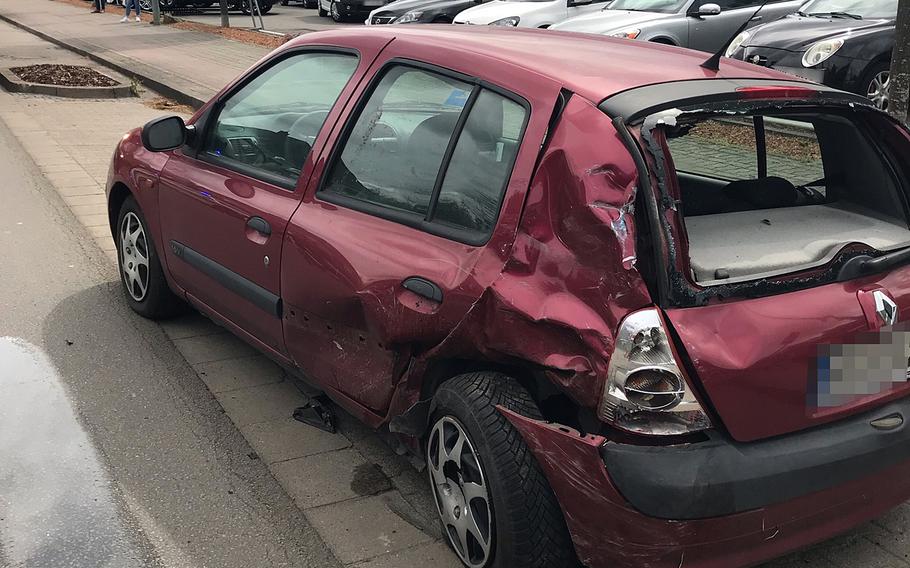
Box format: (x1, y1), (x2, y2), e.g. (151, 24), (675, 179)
(365, 0), (485, 24)
(137, 0), (273, 13)
(726, 0), (896, 110)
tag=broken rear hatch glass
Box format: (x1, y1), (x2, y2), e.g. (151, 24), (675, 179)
(641, 99), (910, 442)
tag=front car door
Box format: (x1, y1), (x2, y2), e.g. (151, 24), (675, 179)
(158, 47), (370, 359)
(281, 39), (561, 419)
(688, 0), (793, 52)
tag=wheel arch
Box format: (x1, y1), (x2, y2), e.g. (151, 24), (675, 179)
(108, 181), (134, 235)
(648, 36), (676, 46)
(415, 357), (585, 436)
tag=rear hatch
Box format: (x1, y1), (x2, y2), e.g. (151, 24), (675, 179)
(606, 81), (910, 442)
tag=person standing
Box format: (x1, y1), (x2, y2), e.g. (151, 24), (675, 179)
(91, 0), (106, 14)
(120, 0), (142, 22)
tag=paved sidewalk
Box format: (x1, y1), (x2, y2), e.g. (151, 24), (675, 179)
(0, 0), (270, 107)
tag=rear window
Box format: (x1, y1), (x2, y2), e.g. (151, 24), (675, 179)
(660, 110), (910, 284)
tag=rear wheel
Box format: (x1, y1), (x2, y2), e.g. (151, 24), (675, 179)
(317, 1), (327, 15)
(427, 373), (575, 568)
(864, 62), (891, 111)
(115, 196), (184, 319)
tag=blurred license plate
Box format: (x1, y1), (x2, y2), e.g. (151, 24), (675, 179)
(363, 0), (383, 6)
(813, 329), (910, 408)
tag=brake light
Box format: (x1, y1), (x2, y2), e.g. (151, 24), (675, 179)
(736, 85), (818, 99)
(600, 309), (712, 436)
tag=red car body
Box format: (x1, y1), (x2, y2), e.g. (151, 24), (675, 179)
(106, 26), (910, 568)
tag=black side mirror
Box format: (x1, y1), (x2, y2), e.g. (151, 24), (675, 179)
(141, 115), (194, 152)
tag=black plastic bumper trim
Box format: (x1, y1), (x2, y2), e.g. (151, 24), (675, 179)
(602, 397), (910, 520)
(170, 240), (281, 318)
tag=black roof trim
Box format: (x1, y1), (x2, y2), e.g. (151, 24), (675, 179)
(598, 78), (870, 124)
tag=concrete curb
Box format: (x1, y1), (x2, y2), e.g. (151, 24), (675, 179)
(0, 66), (133, 99)
(0, 13), (209, 109)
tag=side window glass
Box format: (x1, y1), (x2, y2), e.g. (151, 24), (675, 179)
(434, 91), (527, 234)
(322, 66), (472, 216)
(710, 0), (760, 9)
(204, 52), (358, 186)
(321, 64), (529, 242)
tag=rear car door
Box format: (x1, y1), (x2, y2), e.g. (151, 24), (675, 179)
(280, 40), (558, 417)
(158, 48), (367, 359)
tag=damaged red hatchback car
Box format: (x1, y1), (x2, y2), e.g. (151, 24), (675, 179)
(107, 25), (910, 568)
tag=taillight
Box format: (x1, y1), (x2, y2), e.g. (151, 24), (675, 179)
(600, 309), (712, 436)
(735, 85), (818, 99)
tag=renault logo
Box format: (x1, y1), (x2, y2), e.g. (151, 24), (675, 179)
(873, 290), (899, 326)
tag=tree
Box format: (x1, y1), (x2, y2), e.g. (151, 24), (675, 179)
(220, 0), (229, 27)
(890, 0), (910, 122)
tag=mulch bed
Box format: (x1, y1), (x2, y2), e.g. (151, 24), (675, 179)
(10, 64), (118, 87)
(172, 20), (288, 48)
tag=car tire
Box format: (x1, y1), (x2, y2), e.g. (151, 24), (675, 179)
(317, 1), (327, 15)
(427, 372), (575, 568)
(304, 0), (316, 7)
(330, 0), (344, 21)
(259, 1), (272, 13)
(115, 196), (184, 320)
(863, 61), (891, 111)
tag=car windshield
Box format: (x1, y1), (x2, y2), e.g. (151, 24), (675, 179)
(798, 0), (897, 19)
(607, 0), (688, 13)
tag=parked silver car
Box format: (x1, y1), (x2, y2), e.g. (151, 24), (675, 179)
(550, 0), (803, 53)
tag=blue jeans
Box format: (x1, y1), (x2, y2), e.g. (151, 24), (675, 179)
(124, 0), (141, 18)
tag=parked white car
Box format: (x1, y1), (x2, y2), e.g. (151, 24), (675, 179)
(550, 0), (802, 53)
(453, 0), (610, 28)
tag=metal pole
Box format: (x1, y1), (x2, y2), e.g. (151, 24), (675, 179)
(249, 0), (258, 29)
(151, 0), (161, 25)
(219, 0), (229, 27)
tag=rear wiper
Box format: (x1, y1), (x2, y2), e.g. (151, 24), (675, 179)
(807, 11), (862, 19)
(838, 246), (910, 281)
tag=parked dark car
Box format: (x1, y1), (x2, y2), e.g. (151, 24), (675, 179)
(365, 0), (486, 24)
(137, 0), (273, 12)
(109, 25), (910, 568)
(317, 0), (389, 21)
(727, 0), (896, 110)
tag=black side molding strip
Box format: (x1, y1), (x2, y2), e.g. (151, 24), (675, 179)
(170, 241), (281, 318)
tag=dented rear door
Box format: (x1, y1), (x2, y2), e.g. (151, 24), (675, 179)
(280, 38), (561, 417)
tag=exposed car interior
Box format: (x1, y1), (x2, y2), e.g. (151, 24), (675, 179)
(662, 111), (910, 284)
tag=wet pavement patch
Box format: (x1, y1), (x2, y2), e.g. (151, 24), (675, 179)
(0, 337), (145, 567)
(350, 463), (392, 497)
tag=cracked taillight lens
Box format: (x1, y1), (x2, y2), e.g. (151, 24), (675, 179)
(600, 309), (712, 436)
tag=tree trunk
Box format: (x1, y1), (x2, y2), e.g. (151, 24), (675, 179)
(890, 0), (910, 122)
(220, 0), (229, 27)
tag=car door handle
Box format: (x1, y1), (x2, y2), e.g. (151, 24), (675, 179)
(246, 216), (271, 236)
(402, 277), (443, 303)
(749, 15), (762, 21)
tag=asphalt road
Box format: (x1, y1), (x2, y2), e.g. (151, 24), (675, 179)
(0, 118), (340, 568)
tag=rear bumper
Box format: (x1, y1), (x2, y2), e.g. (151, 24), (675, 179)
(604, 396), (910, 520)
(501, 403), (910, 568)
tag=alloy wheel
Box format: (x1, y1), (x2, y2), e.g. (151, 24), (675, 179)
(330, 0), (341, 20)
(119, 212), (151, 302)
(427, 416), (493, 568)
(867, 70), (890, 111)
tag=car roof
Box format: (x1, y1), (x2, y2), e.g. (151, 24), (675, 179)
(286, 26), (804, 103)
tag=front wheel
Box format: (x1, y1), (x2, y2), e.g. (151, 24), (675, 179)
(864, 62), (891, 111)
(329, 0), (344, 21)
(116, 196), (184, 319)
(427, 373), (575, 568)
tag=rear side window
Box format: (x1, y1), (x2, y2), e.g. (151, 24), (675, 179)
(320, 64), (528, 243)
(203, 52), (358, 188)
